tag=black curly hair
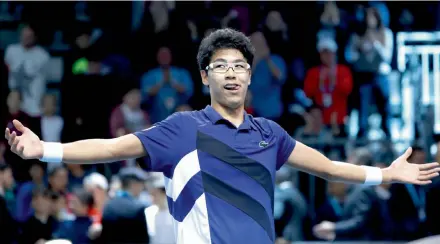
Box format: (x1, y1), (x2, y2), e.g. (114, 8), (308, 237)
(196, 28), (255, 71)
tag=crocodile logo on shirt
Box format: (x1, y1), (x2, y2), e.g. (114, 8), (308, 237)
(259, 141), (269, 148)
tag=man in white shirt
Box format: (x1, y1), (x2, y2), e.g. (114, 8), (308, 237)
(145, 176), (176, 244)
(4, 24), (50, 117)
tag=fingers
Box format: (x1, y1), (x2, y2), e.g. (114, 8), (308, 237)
(418, 172), (439, 181)
(419, 162), (440, 170)
(4, 127), (10, 140)
(419, 166), (440, 175)
(8, 131), (16, 146)
(12, 120), (26, 133)
(402, 147), (413, 160)
(414, 180), (432, 185)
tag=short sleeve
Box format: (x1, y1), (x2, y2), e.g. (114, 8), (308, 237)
(134, 112), (184, 172)
(270, 121), (296, 170)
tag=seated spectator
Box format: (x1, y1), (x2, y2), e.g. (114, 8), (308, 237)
(83, 172), (109, 225)
(39, 93), (64, 143)
(48, 165), (68, 196)
(53, 188), (94, 244)
(140, 46), (194, 122)
(0, 163), (16, 218)
(15, 161), (46, 223)
(0, 177), (18, 243)
(110, 88), (151, 138)
(313, 159), (394, 241)
(50, 192), (74, 222)
(315, 182), (348, 225)
(66, 164), (88, 192)
(145, 176), (175, 244)
(98, 167), (149, 243)
(3, 90), (41, 182)
(20, 187), (57, 244)
(388, 145), (429, 240)
(295, 105), (333, 153)
(304, 38), (353, 138)
(249, 31), (287, 122)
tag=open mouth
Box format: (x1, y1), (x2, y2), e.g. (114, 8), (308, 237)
(223, 83), (241, 91)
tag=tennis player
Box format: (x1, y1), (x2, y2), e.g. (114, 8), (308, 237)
(5, 28), (440, 244)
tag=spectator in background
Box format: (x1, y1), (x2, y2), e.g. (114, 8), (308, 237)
(0, 182), (18, 243)
(110, 88), (151, 138)
(249, 31), (287, 122)
(66, 164), (88, 192)
(3, 90), (41, 182)
(262, 10), (289, 60)
(295, 105), (332, 153)
(141, 46), (194, 122)
(53, 188), (94, 244)
(20, 187), (56, 244)
(145, 176), (175, 244)
(98, 167), (150, 244)
(0, 164), (16, 218)
(389, 145), (429, 241)
(304, 38), (353, 139)
(39, 93), (64, 143)
(15, 161), (46, 223)
(48, 165), (68, 196)
(4, 23), (50, 117)
(83, 172), (109, 225)
(345, 6), (393, 138)
(313, 157), (395, 241)
(314, 182), (348, 225)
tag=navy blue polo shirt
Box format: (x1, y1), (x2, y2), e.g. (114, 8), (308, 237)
(134, 105), (296, 244)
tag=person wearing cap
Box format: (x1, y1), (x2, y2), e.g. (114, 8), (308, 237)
(97, 167), (149, 244)
(83, 172), (108, 222)
(304, 38), (353, 141)
(145, 176), (175, 244)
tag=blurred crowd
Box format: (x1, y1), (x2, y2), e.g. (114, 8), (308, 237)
(1, 1), (440, 244)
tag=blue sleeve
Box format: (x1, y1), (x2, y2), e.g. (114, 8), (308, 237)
(134, 112), (185, 173)
(272, 55), (287, 84)
(270, 121), (296, 170)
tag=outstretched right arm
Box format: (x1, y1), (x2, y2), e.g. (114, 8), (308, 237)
(5, 120), (146, 164)
(61, 134), (146, 164)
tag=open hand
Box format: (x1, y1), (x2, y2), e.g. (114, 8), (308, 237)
(386, 147), (440, 185)
(4, 120), (43, 160)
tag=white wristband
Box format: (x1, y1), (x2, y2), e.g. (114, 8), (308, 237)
(40, 142), (63, 163)
(362, 166), (382, 185)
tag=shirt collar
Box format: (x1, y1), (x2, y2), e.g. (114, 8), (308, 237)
(203, 105), (257, 131)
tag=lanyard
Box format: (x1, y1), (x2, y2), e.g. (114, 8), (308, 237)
(405, 184), (427, 221)
(405, 184), (425, 209)
(319, 65), (337, 93)
(329, 197), (343, 217)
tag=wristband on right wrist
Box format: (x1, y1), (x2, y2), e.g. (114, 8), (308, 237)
(361, 166), (383, 185)
(40, 142), (63, 164)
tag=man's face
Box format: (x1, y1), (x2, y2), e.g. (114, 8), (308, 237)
(201, 48), (251, 110)
(32, 195), (52, 215)
(2, 168), (14, 189)
(20, 26), (36, 47)
(319, 49), (336, 66)
(157, 47), (172, 66)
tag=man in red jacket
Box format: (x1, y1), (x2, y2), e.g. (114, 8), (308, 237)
(304, 38), (353, 137)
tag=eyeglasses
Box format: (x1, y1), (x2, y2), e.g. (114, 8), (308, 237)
(205, 62), (250, 74)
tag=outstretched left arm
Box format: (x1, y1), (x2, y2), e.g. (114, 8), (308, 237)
(287, 141), (440, 185)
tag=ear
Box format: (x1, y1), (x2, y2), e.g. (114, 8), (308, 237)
(247, 70), (252, 86)
(200, 70), (209, 86)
